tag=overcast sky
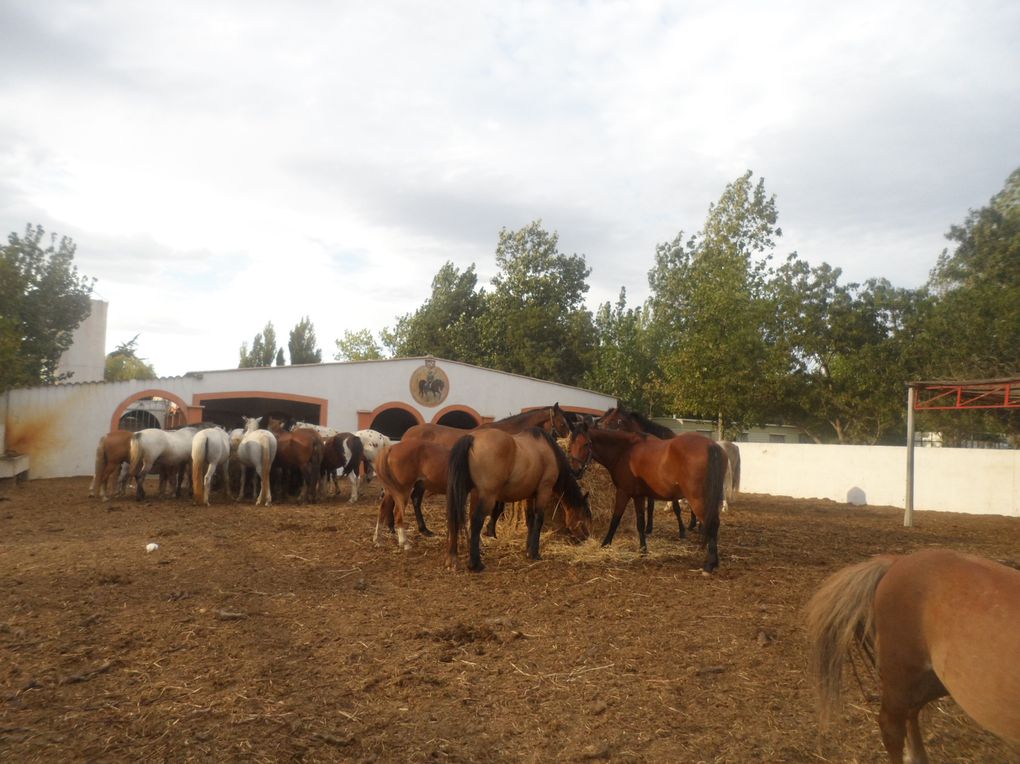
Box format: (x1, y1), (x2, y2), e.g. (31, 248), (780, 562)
(2, 1), (1018, 378)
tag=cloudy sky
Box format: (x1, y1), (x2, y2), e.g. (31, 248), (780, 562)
(2, 1), (1018, 378)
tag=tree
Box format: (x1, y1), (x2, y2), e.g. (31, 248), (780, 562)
(334, 329), (385, 361)
(386, 262), (487, 362)
(583, 288), (662, 413)
(916, 167), (1020, 443)
(480, 221), (597, 385)
(238, 322), (279, 367)
(288, 316), (322, 364)
(647, 172), (788, 433)
(275, 347), (286, 366)
(0, 224), (94, 390)
(104, 335), (157, 381)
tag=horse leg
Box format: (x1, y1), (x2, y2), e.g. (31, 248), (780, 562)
(376, 493), (396, 545)
(877, 705), (909, 764)
(348, 472), (360, 503)
(203, 462), (216, 506)
(687, 500), (699, 531)
(645, 498), (654, 535)
(467, 498), (488, 572)
(600, 491), (631, 548)
(634, 496), (648, 555)
(904, 709), (929, 764)
(525, 500), (545, 560)
(671, 499), (686, 539)
(486, 501), (505, 538)
(410, 480), (433, 536)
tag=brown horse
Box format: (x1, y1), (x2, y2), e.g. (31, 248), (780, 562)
(393, 403), (573, 537)
(567, 423), (726, 572)
(805, 548), (1020, 763)
(373, 439), (453, 549)
(446, 428), (591, 572)
(272, 428), (323, 503)
(89, 430), (134, 500)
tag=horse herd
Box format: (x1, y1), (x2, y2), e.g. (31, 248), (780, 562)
(83, 402), (1020, 760)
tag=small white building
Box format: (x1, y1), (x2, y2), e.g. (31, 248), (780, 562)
(2, 356), (614, 479)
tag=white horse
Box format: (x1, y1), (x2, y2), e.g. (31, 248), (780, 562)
(348, 429), (392, 502)
(190, 426), (231, 506)
(129, 426), (203, 500)
(236, 416), (277, 506)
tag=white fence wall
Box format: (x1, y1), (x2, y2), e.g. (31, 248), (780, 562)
(740, 442), (1020, 517)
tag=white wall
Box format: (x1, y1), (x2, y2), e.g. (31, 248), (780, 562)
(740, 442), (1020, 517)
(56, 299), (108, 384)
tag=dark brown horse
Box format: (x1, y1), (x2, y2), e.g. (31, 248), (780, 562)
(446, 428), (591, 572)
(373, 439), (453, 549)
(567, 423), (726, 572)
(272, 428), (323, 503)
(805, 548), (1020, 762)
(389, 403), (573, 538)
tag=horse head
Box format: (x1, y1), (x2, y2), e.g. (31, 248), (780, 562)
(550, 402), (571, 438)
(242, 415), (262, 433)
(566, 422), (594, 477)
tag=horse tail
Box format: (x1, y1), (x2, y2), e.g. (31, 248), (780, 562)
(341, 435), (364, 477)
(804, 555), (895, 728)
(90, 435), (107, 497)
(446, 435), (475, 534)
(129, 433), (144, 477)
(703, 441), (725, 531)
(191, 433), (209, 502)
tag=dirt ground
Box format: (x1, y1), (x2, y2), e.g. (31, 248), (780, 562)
(2, 474), (1019, 763)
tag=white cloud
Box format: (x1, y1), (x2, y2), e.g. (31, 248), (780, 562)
(1, 0), (1018, 375)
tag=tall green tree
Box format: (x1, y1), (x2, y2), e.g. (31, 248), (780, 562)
(334, 329), (385, 361)
(647, 172), (788, 433)
(386, 262), (486, 362)
(238, 322), (279, 367)
(480, 221), (597, 385)
(0, 224), (94, 389)
(104, 335), (157, 381)
(583, 288), (662, 412)
(288, 316), (322, 364)
(916, 167), (1020, 443)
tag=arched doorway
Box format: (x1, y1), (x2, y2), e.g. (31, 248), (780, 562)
(432, 405), (482, 429)
(110, 389), (195, 432)
(359, 402), (424, 439)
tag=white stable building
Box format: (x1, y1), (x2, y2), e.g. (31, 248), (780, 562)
(0, 357), (615, 480)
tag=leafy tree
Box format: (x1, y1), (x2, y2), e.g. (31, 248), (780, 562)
(288, 316), (322, 364)
(916, 167), (1020, 443)
(583, 288), (662, 413)
(275, 347), (286, 366)
(774, 258), (925, 443)
(386, 262), (486, 362)
(104, 335), (157, 381)
(334, 329), (385, 361)
(0, 224), (94, 390)
(647, 172), (788, 433)
(238, 322), (279, 367)
(480, 221), (597, 385)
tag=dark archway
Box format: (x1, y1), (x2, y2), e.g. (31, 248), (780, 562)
(193, 393), (324, 430)
(118, 408), (160, 431)
(370, 408), (420, 440)
(435, 410), (478, 429)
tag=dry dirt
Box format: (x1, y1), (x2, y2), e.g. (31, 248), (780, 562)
(2, 474), (1019, 763)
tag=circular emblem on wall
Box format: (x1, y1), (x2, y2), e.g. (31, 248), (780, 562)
(410, 358), (449, 407)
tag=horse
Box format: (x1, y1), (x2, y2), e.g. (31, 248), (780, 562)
(597, 406), (691, 537)
(445, 428), (592, 572)
(88, 430), (134, 500)
(128, 425), (206, 500)
(398, 403), (573, 537)
(805, 548), (1020, 763)
(320, 432), (364, 497)
(599, 406), (742, 527)
(347, 429), (392, 502)
(373, 439), (454, 549)
(190, 426), (231, 506)
(567, 423), (726, 572)
(236, 416), (278, 506)
(273, 427), (323, 503)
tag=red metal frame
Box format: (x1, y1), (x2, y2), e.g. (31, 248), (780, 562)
(911, 378), (1020, 411)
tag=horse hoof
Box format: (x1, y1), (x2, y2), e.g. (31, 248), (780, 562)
(420, 529), (435, 538)
(445, 556), (459, 572)
(467, 560), (486, 573)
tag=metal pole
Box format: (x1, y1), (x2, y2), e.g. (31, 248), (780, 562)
(904, 385), (916, 527)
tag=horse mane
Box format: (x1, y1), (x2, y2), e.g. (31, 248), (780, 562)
(493, 407), (551, 426)
(534, 429), (587, 508)
(621, 407), (676, 439)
